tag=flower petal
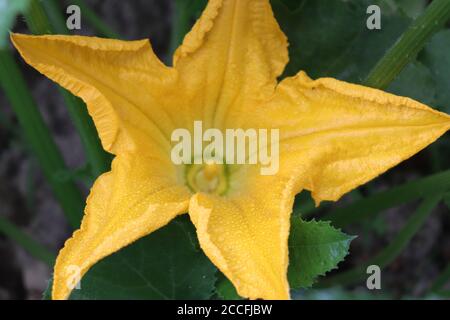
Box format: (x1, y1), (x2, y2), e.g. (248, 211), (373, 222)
(245, 71), (450, 204)
(188, 166), (302, 300)
(52, 149), (191, 300)
(173, 0), (288, 129)
(11, 33), (181, 154)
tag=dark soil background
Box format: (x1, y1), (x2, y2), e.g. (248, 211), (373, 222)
(0, 0), (449, 300)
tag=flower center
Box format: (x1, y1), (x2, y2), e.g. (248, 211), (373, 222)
(186, 162), (228, 195)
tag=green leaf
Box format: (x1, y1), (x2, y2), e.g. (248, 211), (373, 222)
(215, 274), (242, 300)
(45, 217), (217, 300)
(323, 170), (450, 228)
(392, 0), (427, 19)
(387, 61), (436, 105)
(213, 218), (354, 298)
(371, 0), (427, 18)
(288, 218), (354, 289)
(279, 0), (306, 11)
(25, 0), (112, 179)
(319, 194), (441, 288)
(272, 0), (365, 79)
(364, 0), (450, 89)
(421, 30), (450, 113)
(0, 0), (30, 48)
(0, 49), (85, 228)
(272, 0), (411, 81)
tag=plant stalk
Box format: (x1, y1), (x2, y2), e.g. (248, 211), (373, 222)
(364, 0), (450, 89)
(25, 0), (111, 178)
(0, 49), (84, 227)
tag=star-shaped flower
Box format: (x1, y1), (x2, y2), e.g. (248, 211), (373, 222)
(12, 0), (450, 300)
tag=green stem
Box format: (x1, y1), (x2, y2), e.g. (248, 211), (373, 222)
(292, 192), (316, 217)
(59, 93), (112, 176)
(323, 169), (450, 227)
(25, 0), (111, 177)
(315, 0), (450, 224)
(25, 0), (53, 35)
(169, 0), (193, 58)
(0, 49), (84, 228)
(364, 0), (450, 89)
(0, 215), (56, 266)
(40, 0), (121, 40)
(315, 0), (450, 292)
(318, 194), (441, 288)
(41, 0), (68, 34)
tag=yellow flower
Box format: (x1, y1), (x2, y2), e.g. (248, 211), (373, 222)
(11, 0), (450, 300)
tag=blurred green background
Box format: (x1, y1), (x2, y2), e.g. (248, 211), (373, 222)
(0, 0), (450, 300)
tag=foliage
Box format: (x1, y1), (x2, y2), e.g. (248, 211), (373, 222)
(0, 0), (449, 300)
(0, 0), (30, 48)
(288, 219), (354, 289)
(44, 217), (217, 300)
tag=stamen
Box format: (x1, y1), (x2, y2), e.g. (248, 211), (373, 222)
(186, 162), (228, 195)
(203, 162), (220, 181)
